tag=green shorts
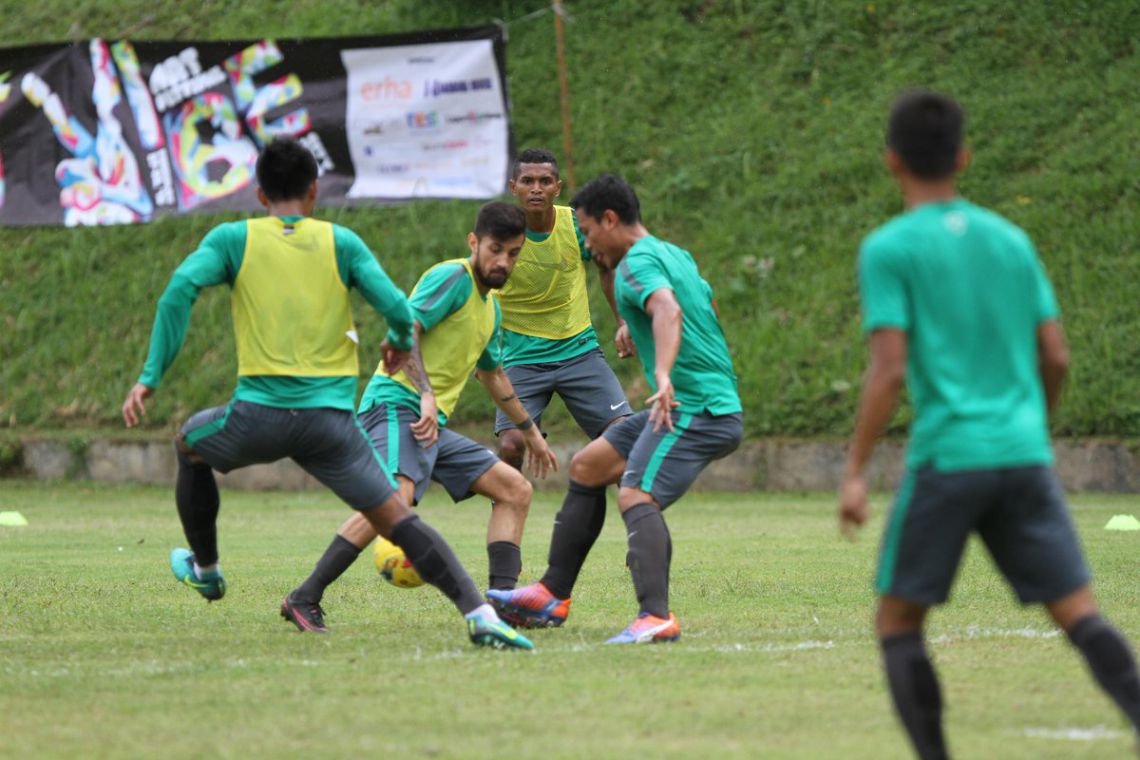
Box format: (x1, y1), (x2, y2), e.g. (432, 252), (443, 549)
(876, 464), (1091, 605)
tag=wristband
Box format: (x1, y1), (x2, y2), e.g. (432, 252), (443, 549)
(516, 417), (534, 431)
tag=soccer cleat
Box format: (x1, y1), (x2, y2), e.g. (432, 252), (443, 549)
(466, 607), (535, 651)
(485, 582), (571, 629)
(280, 594), (328, 634)
(605, 612), (681, 644)
(169, 547), (226, 602)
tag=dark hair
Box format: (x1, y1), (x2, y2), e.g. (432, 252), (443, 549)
(570, 173), (641, 224)
(256, 137), (319, 201)
(474, 200), (527, 240)
(511, 147), (559, 179)
(887, 90), (964, 180)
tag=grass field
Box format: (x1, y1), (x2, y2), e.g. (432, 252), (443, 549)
(2, 482), (1139, 758)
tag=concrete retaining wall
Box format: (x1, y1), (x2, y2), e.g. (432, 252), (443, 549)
(7, 435), (1139, 493)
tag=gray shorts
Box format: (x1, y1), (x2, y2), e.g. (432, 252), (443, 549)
(358, 402), (499, 505)
(602, 410), (743, 509)
(876, 464), (1091, 605)
(495, 348), (630, 439)
(180, 401), (398, 511)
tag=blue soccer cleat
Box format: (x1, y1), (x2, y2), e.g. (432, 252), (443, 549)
(465, 606), (535, 650)
(169, 547), (226, 602)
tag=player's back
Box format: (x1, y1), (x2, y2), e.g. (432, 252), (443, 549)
(859, 199), (1058, 470)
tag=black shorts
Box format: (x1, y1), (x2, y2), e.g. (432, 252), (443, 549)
(876, 464), (1091, 605)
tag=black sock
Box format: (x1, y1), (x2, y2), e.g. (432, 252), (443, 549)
(487, 541), (521, 590)
(540, 480), (607, 599)
(174, 446), (220, 566)
(390, 514), (484, 614)
(1068, 614), (1140, 731)
(880, 632), (948, 760)
(292, 535), (362, 603)
(621, 502), (671, 619)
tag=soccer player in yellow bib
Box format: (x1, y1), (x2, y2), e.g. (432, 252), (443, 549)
(282, 201), (559, 633)
(122, 138), (530, 650)
(495, 148), (634, 469)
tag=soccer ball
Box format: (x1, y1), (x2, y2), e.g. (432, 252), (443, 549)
(372, 536), (424, 589)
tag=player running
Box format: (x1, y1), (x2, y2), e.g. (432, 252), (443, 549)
(839, 89), (1140, 757)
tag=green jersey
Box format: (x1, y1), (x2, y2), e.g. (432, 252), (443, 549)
(359, 261), (502, 427)
(859, 198), (1059, 470)
(138, 215), (413, 411)
(616, 235), (741, 416)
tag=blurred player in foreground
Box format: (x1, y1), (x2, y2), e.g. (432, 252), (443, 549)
(838, 89), (1140, 757)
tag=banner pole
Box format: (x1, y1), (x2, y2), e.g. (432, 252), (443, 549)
(553, 0), (576, 190)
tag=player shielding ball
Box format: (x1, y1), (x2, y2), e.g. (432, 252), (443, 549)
(281, 201), (558, 633)
(122, 138), (530, 651)
(489, 174), (743, 644)
(839, 90), (1140, 757)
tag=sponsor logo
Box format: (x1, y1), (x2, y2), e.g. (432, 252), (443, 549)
(421, 139), (469, 152)
(445, 110), (504, 125)
(422, 77), (495, 98)
(406, 111), (439, 129)
(359, 76), (413, 101)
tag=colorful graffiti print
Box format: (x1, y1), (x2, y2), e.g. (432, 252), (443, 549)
(21, 39), (154, 225)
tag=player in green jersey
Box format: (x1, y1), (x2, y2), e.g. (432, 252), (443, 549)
(839, 90), (1140, 757)
(489, 174), (742, 644)
(281, 201), (559, 632)
(122, 137), (530, 650)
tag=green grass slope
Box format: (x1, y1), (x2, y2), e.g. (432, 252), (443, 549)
(1, 0), (1137, 438)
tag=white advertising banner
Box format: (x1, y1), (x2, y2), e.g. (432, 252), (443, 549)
(342, 38), (510, 200)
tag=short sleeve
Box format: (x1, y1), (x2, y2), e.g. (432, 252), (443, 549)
(618, 252), (671, 311)
(1027, 243), (1060, 323)
(858, 236), (910, 332)
(476, 297), (503, 371)
(410, 263), (472, 332)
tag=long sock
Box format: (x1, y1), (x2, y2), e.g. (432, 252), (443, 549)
(621, 502), (671, 619)
(487, 541), (521, 590)
(1068, 614), (1140, 731)
(880, 632), (948, 760)
(390, 514), (484, 614)
(540, 480), (607, 599)
(292, 535), (362, 603)
(174, 447), (220, 566)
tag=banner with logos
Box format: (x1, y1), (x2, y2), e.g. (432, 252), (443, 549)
(0, 26), (511, 226)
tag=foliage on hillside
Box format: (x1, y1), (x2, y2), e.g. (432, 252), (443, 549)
(1, 0), (1137, 437)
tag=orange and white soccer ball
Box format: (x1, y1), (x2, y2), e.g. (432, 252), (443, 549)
(372, 536), (424, 589)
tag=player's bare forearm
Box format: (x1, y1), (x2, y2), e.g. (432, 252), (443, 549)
(597, 264), (621, 323)
(844, 330), (907, 478)
(1036, 320), (1069, 415)
(402, 324), (433, 395)
(476, 367), (531, 427)
(646, 290), (682, 383)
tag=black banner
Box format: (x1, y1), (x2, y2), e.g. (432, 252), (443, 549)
(0, 26), (511, 226)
